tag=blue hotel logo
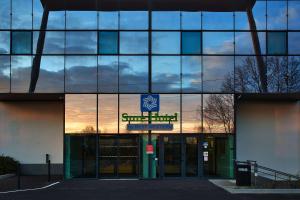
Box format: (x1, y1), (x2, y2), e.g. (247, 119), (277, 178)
(141, 94), (160, 112)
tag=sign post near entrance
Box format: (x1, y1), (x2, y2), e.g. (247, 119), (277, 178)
(141, 94), (159, 179)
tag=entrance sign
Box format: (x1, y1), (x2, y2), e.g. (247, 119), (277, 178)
(124, 94), (178, 131)
(141, 94), (160, 112)
(127, 124), (173, 131)
(122, 113), (178, 122)
(146, 144), (154, 154)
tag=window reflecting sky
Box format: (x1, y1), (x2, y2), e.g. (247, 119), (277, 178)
(65, 94), (97, 134)
(0, 0), (300, 95)
(64, 93), (235, 134)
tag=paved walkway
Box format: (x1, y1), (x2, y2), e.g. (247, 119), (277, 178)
(1, 179), (300, 200)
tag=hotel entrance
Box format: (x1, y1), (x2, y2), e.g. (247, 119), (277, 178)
(64, 94), (235, 179)
(157, 135), (203, 178)
(99, 135), (139, 178)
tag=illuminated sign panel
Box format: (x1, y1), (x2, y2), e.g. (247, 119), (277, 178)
(141, 94), (160, 112)
(127, 124), (173, 131)
(124, 94), (178, 131)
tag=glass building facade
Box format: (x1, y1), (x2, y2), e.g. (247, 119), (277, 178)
(0, 0), (300, 179)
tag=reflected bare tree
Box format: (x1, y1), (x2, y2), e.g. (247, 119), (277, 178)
(222, 56), (300, 93)
(203, 94), (234, 134)
(81, 125), (96, 133)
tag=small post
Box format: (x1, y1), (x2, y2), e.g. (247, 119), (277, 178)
(17, 163), (21, 189)
(46, 154), (51, 182)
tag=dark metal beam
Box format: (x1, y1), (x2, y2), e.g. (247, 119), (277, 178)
(29, 7), (49, 93)
(41, 0), (256, 12)
(247, 8), (268, 93)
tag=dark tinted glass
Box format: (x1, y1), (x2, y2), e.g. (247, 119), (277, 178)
(99, 31), (118, 54)
(267, 32), (287, 55)
(12, 32), (32, 54)
(182, 32), (201, 54)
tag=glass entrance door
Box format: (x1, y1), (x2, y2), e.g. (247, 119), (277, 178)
(159, 135), (202, 178)
(99, 135), (139, 178)
(65, 135), (97, 179)
(203, 135), (234, 178)
(185, 136), (199, 177)
(163, 135), (182, 177)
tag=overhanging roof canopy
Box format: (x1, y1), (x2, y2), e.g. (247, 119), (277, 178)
(41, 0), (256, 12)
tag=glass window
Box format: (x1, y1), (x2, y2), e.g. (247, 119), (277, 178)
(98, 94), (118, 134)
(253, 1), (266, 30)
(0, 31), (10, 54)
(267, 1), (287, 30)
(65, 94), (97, 134)
(288, 1), (300, 30)
(12, 32), (32, 54)
(235, 12), (250, 30)
(203, 32), (234, 54)
(0, 0), (11, 29)
(152, 32), (180, 54)
(33, 31), (65, 54)
(66, 11), (97, 30)
(120, 94), (147, 134)
(99, 31), (118, 54)
(236, 32), (266, 55)
(202, 12), (234, 30)
(203, 56), (234, 92)
(119, 56), (148, 93)
(99, 12), (119, 30)
(0, 56), (10, 93)
(12, 0), (32, 29)
(203, 94), (234, 134)
(152, 11), (180, 30)
(33, 0), (43, 29)
(152, 94), (180, 134)
(152, 56), (180, 93)
(65, 56), (97, 93)
(267, 32), (287, 55)
(120, 32), (148, 54)
(66, 31), (97, 54)
(182, 94), (202, 133)
(182, 32), (201, 54)
(235, 56), (262, 93)
(235, 32), (255, 55)
(182, 56), (202, 93)
(267, 56), (288, 93)
(11, 56), (32, 92)
(120, 11), (148, 30)
(259, 32), (266, 55)
(98, 56), (118, 93)
(288, 32), (300, 55)
(181, 12), (201, 30)
(48, 11), (66, 30)
(288, 56), (300, 93)
(35, 56), (64, 93)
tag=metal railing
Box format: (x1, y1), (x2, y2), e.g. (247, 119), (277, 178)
(237, 160), (300, 188)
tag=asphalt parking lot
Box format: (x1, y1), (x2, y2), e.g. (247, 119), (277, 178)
(1, 179), (300, 200)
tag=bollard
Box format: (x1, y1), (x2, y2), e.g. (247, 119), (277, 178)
(17, 163), (21, 189)
(46, 154), (51, 182)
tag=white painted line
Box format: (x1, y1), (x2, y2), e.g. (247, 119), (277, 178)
(0, 182), (60, 194)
